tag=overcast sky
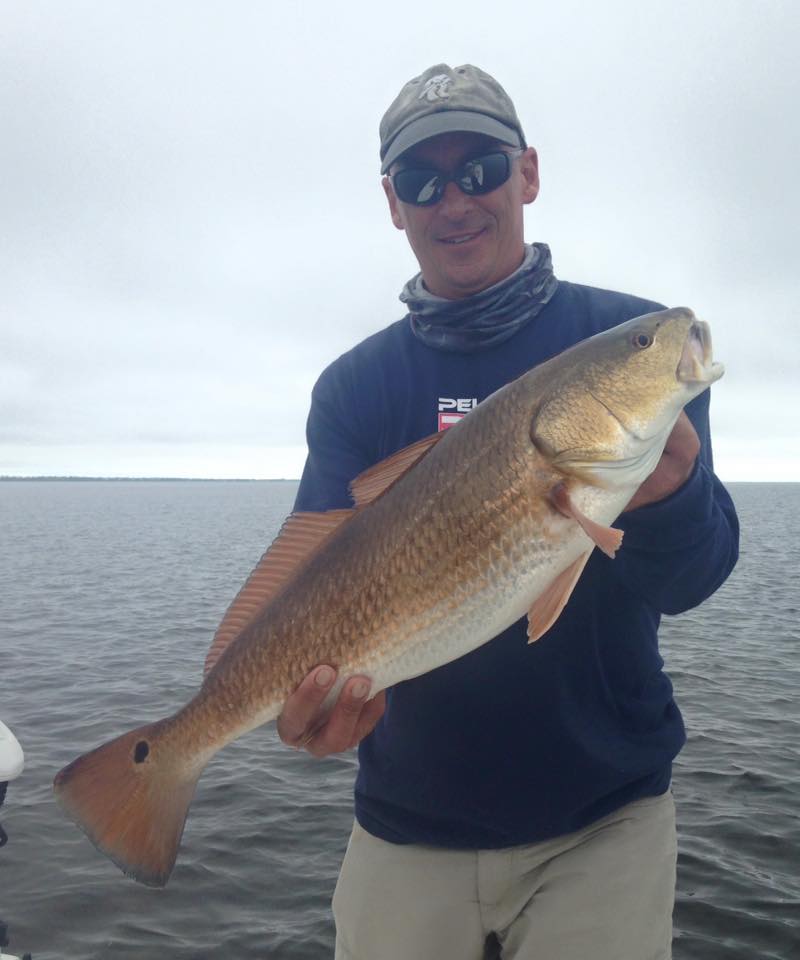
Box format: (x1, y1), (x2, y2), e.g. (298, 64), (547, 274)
(2, 1), (797, 481)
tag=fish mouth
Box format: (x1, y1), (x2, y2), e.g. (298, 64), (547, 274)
(677, 320), (724, 384)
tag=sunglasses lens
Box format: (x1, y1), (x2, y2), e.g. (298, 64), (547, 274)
(392, 169), (442, 206)
(460, 153), (511, 195)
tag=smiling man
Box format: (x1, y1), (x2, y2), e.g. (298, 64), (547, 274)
(384, 133), (538, 300)
(280, 65), (739, 959)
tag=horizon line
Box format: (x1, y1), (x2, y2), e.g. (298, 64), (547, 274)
(1, 475), (795, 485)
(0, 475), (301, 482)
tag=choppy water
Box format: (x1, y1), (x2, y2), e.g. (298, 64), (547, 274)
(0, 480), (797, 959)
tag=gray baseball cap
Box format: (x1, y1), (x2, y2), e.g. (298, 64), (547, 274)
(379, 64), (526, 174)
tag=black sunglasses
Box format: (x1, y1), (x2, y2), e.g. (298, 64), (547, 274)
(391, 149), (523, 207)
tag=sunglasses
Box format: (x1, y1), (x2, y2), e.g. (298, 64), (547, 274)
(390, 149), (524, 207)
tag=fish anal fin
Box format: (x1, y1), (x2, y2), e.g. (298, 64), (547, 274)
(527, 552), (592, 644)
(349, 433), (443, 507)
(550, 482), (624, 559)
(204, 509), (353, 677)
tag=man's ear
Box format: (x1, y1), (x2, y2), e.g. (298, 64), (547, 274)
(382, 176), (406, 231)
(520, 147), (540, 205)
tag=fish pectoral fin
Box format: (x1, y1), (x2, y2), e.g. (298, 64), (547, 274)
(349, 432), (443, 507)
(204, 509), (354, 677)
(549, 482), (624, 559)
(527, 552), (592, 644)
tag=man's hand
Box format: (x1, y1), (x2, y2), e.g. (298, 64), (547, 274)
(277, 666), (386, 758)
(624, 411), (700, 512)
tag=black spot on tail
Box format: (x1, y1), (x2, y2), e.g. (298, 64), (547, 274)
(134, 741), (150, 763)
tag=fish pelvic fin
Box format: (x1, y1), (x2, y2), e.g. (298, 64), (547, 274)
(53, 720), (202, 887)
(528, 552), (592, 643)
(549, 482), (624, 559)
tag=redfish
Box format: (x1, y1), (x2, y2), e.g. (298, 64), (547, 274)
(54, 307), (722, 886)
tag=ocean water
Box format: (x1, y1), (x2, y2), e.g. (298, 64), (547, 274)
(0, 479), (797, 959)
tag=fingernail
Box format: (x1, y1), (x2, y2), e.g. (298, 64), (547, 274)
(315, 666), (334, 687)
(351, 679), (369, 700)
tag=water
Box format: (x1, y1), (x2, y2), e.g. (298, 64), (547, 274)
(0, 480), (797, 959)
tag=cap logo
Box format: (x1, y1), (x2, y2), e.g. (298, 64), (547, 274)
(419, 74), (453, 102)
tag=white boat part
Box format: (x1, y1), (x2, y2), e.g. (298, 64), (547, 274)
(0, 721), (23, 782)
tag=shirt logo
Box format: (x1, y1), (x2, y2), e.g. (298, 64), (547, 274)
(419, 74), (453, 102)
(438, 397), (477, 431)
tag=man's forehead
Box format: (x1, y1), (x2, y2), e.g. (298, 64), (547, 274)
(395, 132), (504, 168)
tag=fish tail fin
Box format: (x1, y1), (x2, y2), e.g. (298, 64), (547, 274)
(53, 719), (205, 887)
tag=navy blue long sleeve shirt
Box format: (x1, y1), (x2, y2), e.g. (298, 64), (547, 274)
(294, 279), (739, 848)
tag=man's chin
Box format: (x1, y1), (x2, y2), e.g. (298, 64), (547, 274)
(433, 263), (499, 300)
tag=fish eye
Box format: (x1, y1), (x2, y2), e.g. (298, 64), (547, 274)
(632, 333), (653, 349)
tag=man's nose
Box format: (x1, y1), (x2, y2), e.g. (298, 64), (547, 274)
(437, 180), (474, 218)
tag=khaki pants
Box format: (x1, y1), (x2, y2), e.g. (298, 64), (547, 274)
(333, 791), (676, 960)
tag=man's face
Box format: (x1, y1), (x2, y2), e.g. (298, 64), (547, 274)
(382, 132), (539, 300)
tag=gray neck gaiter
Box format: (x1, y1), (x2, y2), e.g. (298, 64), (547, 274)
(400, 242), (559, 353)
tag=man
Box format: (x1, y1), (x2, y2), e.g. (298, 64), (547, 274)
(278, 64), (739, 959)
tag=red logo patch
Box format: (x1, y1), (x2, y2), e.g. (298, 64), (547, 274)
(437, 398), (477, 431)
(438, 412), (465, 431)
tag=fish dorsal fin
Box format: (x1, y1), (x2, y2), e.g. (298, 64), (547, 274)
(549, 482), (624, 559)
(349, 433), (443, 507)
(203, 509), (353, 677)
(527, 552), (592, 643)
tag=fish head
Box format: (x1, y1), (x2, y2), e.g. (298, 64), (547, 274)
(530, 307), (724, 490)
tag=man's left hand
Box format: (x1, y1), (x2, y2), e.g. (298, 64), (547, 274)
(624, 411), (700, 512)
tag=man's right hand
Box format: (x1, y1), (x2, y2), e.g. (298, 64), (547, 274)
(276, 666), (386, 758)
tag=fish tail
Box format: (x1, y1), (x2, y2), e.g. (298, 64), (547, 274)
(53, 718), (204, 887)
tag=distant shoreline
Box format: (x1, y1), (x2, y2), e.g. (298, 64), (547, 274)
(0, 476), (794, 485)
(0, 476), (299, 483)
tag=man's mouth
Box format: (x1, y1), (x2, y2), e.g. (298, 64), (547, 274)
(439, 228), (485, 245)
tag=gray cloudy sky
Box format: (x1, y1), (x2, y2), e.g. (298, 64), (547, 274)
(2, 0), (798, 481)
